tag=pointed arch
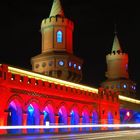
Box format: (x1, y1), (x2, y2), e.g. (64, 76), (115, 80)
(7, 99), (22, 134)
(70, 104), (80, 132)
(26, 101), (40, 133)
(81, 106), (90, 131)
(57, 30), (63, 43)
(58, 103), (68, 132)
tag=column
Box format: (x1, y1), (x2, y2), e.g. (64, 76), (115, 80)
(55, 115), (59, 133)
(22, 113), (27, 134)
(89, 117), (92, 132)
(0, 112), (8, 134)
(40, 114), (44, 133)
(100, 117), (107, 130)
(79, 117), (82, 132)
(67, 116), (71, 132)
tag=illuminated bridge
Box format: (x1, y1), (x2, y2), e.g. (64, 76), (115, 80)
(0, 64), (140, 135)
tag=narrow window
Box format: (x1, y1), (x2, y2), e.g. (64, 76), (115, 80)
(57, 30), (62, 43)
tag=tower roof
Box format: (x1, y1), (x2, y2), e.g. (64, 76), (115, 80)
(112, 35), (122, 53)
(49, 0), (64, 17)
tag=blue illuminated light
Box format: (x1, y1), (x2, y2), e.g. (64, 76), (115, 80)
(27, 104), (35, 133)
(28, 104), (34, 113)
(123, 84), (127, 88)
(7, 101), (22, 134)
(134, 86), (136, 90)
(57, 31), (62, 43)
(58, 60), (64, 66)
(74, 64), (77, 69)
(68, 62), (72, 67)
(78, 65), (81, 70)
(108, 112), (113, 130)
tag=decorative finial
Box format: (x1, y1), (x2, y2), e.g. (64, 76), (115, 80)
(49, 0), (64, 17)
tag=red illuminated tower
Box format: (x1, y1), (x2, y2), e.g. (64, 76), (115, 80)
(31, 0), (83, 82)
(101, 33), (136, 98)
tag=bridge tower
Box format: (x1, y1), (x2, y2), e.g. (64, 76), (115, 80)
(101, 33), (136, 98)
(31, 0), (83, 83)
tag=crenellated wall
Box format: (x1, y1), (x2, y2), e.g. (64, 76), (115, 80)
(0, 64), (120, 134)
(41, 16), (74, 31)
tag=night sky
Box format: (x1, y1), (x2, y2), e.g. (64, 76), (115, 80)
(0, 1), (140, 97)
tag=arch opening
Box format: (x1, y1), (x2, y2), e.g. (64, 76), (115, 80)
(70, 109), (79, 132)
(108, 112), (113, 130)
(92, 111), (99, 131)
(43, 104), (55, 132)
(58, 106), (67, 132)
(7, 100), (22, 134)
(27, 103), (40, 133)
(82, 110), (89, 131)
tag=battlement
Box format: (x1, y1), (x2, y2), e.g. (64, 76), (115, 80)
(98, 87), (119, 103)
(106, 52), (128, 60)
(41, 16), (74, 30)
(0, 64), (98, 95)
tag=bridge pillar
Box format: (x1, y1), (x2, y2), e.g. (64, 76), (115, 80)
(55, 115), (59, 133)
(22, 113), (27, 134)
(68, 116), (71, 132)
(114, 119), (120, 130)
(40, 114), (44, 133)
(100, 119), (107, 130)
(0, 112), (8, 134)
(90, 117), (92, 132)
(79, 117), (82, 132)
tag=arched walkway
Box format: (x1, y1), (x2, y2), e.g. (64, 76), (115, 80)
(70, 108), (79, 132)
(43, 104), (55, 132)
(7, 100), (22, 134)
(58, 106), (67, 132)
(108, 112), (113, 130)
(82, 109), (89, 131)
(120, 109), (132, 124)
(27, 102), (40, 133)
(92, 111), (99, 131)
(133, 111), (140, 123)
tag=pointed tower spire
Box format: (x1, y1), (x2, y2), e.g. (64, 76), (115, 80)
(49, 0), (64, 17)
(111, 24), (122, 53)
(112, 35), (122, 53)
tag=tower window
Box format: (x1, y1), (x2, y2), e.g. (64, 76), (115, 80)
(123, 84), (127, 88)
(57, 30), (63, 43)
(78, 65), (81, 70)
(74, 64), (77, 69)
(68, 61), (72, 67)
(58, 60), (64, 66)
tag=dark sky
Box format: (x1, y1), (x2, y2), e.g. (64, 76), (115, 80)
(0, 1), (140, 96)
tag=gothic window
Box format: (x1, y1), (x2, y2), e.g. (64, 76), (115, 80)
(57, 30), (63, 43)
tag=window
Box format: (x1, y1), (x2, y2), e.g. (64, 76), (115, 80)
(35, 64), (39, 69)
(42, 62), (46, 67)
(48, 61), (53, 66)
(123, 84), (127, 88)
(57, 30), (62, 43)
(58, 60), (64, 66)
(74, 64), (77, 69)
(68, 61), (72, 67)
(78, 65), (81, 70)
